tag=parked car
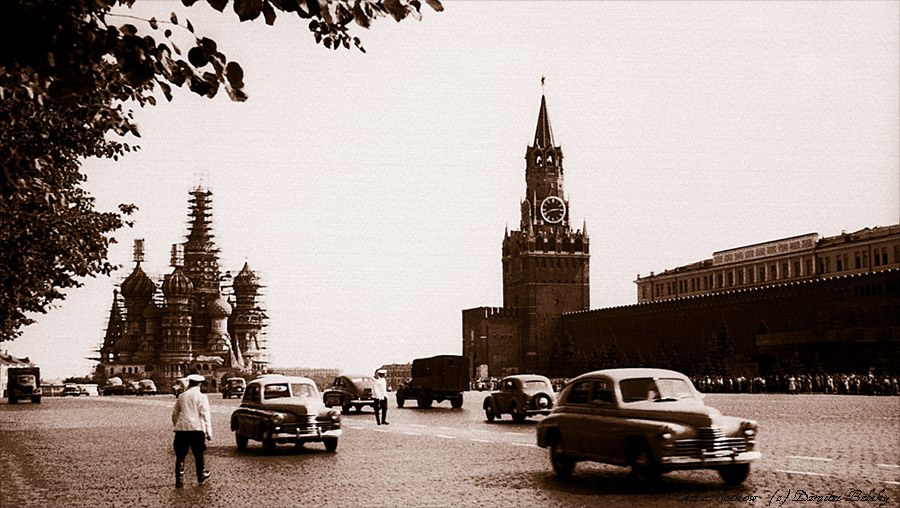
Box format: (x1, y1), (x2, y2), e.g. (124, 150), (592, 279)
(137, 379), (157, 396)
(61, 384), (83, 397)
(536, 368), (761, 484)
(231, 375), (342, 452)
(221, 377), (247, 399)
(124, 381), (141, 395)
(483, 374), (555, 422)
(101, 377), (126, 396)
(323, 375), (377, 413)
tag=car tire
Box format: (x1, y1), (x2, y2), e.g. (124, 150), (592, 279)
(450, 395), (463, 408)
(396, 394), (405, 408)
(629, 442), (662, 483)
(484, 404), (495, 422)
(324, 438), (338, 452)
(32, 396), (41, 404)
(235, 434), (248, 451)
(416, 394), (432, 409)
(342, 403), (351, 415)
(550, 442), (575, 478)
(718, 463), (751, 485)
(354, 405), (362, 413)
(511, 404), (526, 423)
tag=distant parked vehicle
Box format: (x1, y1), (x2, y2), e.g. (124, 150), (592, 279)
(102, 377), (126, 396)
(323, 375), (377, 413)
(62, 384), (83, 397)
(483, 374), (555, 422)
(137, 379), (158, 396)
(7, 367), (42, 404)
(221, 377), (247, 399)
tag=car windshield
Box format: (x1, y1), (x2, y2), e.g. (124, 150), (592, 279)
(351, 377), (374, 383)
(620, 377), (695, 402)
(17, 375), (35, 385)
(291, 383), (316, 398)
(524, 380), (551, 390)
(264, 383), (291, 399)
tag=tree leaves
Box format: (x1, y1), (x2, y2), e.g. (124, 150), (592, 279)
(234, 0), (263, 21)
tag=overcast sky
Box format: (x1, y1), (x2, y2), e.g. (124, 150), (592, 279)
(7, 1), (899, 380)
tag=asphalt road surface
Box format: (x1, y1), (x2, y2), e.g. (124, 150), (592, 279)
(1, 392), (897, 507)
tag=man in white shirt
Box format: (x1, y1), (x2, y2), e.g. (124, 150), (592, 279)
(373, 369), (389, 425)
(171, 374), (212, 487)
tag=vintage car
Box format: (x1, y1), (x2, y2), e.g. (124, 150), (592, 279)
(231, 375), (342, 452)
(323, 375), (377, 413)
(221, 377), (247, 399)
(137, 379), (157, 396)
(483, 374), (556, 422)
(101, 377), (126, 396)
(536, 368), (761, 484)
(61, 384), (83, 397)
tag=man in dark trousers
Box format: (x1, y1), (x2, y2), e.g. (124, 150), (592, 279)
(171, 374), (212, 487)
(373, 369), (389, 425)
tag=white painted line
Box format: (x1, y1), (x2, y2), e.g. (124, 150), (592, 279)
(401, 431), (421, 436)
(511, 442), (536, 448)
(885, 481), (900, 486)
(435, 434), (456, 439)
(470, 439), (491, 443)
(437, 426), (455, 431)
(407, 424), (426, 428)
(877, 464), (900, 469)
(373, 428), (389, 433)
(348, 426), (364, 430)
(786, 455), (833, 462)
(503, 432), (526, 436)
(775, 469), (829, 477)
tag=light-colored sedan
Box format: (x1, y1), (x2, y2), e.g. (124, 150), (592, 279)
(536, 368), (760, 484)
(231, 375), (342, 452)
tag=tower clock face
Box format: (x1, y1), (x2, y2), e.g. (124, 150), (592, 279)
(540, 196), (566, 223)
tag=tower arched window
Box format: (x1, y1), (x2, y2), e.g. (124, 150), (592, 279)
(535, 153), (542, 166)
(547, 153), (555, 166)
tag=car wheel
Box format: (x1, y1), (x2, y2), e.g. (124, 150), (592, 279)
(324, 438), (338, 452)
(342, 403), (351, 415)
(416, 394), (432, 409)
(511, 404), (526, 423)
(396, 394), (405, 408)
(550, 442), (575, 478)
(484, 404), (495, 422)
(354, 405), (362, 413)
(235, 434), (248, 451)
(450, 395), (463, 408)
(629, 442), (662, 482)
(719, 463), (751, 485)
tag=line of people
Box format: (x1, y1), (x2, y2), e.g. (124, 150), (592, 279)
(691, 373), (900, 395)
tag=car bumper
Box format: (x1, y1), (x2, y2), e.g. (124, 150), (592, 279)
(271, 428), (343, 442)
(661, 450), (762, 468)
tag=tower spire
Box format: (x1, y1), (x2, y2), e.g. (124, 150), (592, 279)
(533, 93), (555, 148)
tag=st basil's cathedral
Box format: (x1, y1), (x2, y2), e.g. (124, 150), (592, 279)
(96, 186), (267, 389)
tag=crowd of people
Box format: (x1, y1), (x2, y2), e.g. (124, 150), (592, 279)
(690, 372), (900, 395)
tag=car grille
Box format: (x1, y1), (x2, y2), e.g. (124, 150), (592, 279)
(674, 427), (748, 456)
(281, 415), (338, 433)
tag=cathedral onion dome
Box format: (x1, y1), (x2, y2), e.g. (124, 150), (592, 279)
(233, 261), (258, 290)
(142, 300), (159, 319)
(120, 265), (156, 298)
(207, 293), (232, 318)
(162, 268), (193, 298)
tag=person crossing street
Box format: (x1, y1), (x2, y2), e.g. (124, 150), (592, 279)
(171, 374), (212, 488)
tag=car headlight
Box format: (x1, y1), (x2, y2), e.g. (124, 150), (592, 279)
(743, 428), (756, 437)
(660, 432), (673, 441)
(272, 413), (284, 425)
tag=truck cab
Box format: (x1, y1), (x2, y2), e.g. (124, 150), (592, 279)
(7, 367), (42, 404)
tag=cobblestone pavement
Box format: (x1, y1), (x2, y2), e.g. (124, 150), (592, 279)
(1, 392), (897, 507)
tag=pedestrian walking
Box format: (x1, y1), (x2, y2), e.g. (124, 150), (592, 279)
(373, 368), (389, 425)
(171, 374), (212, 488)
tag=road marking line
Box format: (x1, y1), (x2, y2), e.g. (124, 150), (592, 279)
(877, 464), (900, 469)
(435, 434), (456, 439)
(786, 455), (833, 462)
(511, 443), (536, 448)
(470, 439), (491, 443)
(502, 432), (525, 436)
(885, 481), (900, 486)
(437, 426), (455, 431)
(401, 431), (421, 436)
(775, 469), (829, 477)
(407, 424), (426, 428)
(373, 429), (389, 433)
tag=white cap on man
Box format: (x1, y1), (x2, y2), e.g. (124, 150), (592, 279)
(186, 374), (205, 383)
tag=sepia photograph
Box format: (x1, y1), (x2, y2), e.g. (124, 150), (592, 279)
(1, 1), (898, 506)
